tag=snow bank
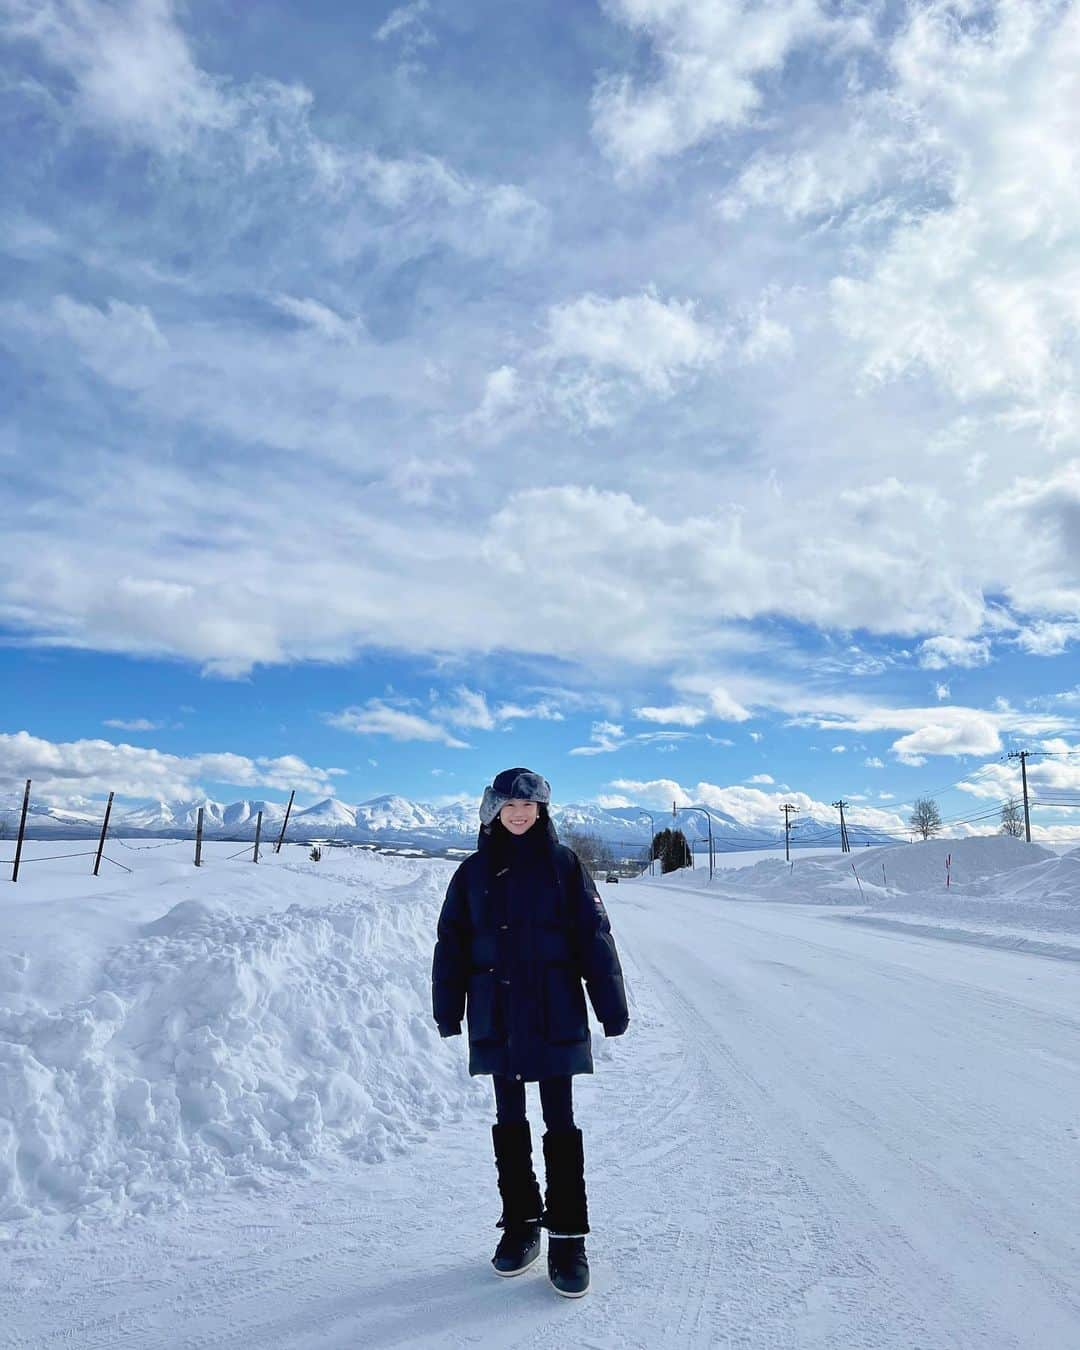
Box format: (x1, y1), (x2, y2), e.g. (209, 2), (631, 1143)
(637, 838), (1080, 955)
(0, 847), (485, 1226)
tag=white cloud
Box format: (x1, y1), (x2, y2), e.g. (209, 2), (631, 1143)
(326, 700), (468, 748)
(374, 1), (433, 48)
(917, 636), (991, 670)
(718, 110), (918, 223)
(0, 729), (336, 802)
(934, 682), (951, 701)
(431, 685), (496, 731)
(831, 744), (846, 753)
(958, 740), (1080, 801)
(706, 686), (752, 722)
(633, 704), (706, 726)
(807, 700), (1076, 768)
(570, 720), (625, 756)
(1012, 620), (1080, 656)
(591, 0), (865, 173)
(103, 718), (163, 731)
(0, 0), (234, 154)
(609, 774), (906, 835)
(495, 700), (565, 723)
(747, 773), (774, 784)
(830, 2), (1080, 432)
(864, 756), (884, 769)
(545, 291), (720, 396)
(271, 295), (364, 345)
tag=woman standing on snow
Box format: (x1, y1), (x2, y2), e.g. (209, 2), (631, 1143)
(432, 767), (629, 1298)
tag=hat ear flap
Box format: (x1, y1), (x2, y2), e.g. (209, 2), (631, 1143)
(479, 785), (505, 827)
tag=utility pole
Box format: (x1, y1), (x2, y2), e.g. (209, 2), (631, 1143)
(780, 803), (799, 863)
(638, 810), (656, 876)
(1007, 751), (1032, 842)
(832, 799), (850, 853)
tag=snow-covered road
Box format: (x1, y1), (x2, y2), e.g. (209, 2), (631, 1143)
(5, 870), (1080, 1348)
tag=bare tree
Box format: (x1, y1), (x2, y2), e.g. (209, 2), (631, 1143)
(999, 797), (1025, 838)
(562, 826), (615, 875)
(909, 796), (943, 840)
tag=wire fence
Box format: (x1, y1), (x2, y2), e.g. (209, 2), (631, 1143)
(4, 756), (1078, 883)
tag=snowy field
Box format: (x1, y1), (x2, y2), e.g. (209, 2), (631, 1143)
(2, 838), (1079, 1347)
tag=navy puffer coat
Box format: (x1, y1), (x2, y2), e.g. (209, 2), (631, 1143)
(432, 814), (629, 1080)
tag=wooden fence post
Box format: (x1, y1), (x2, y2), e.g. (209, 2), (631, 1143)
(12, 779), (31, 882)
(274, 790), (295, 854)
(195, 807), (204, 867)
(93, 791), (114, 876)
(253, 810), (262, 863)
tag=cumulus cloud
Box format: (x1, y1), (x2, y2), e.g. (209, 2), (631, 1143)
(545, 291), (721, 397)
(830, 2), (1080, 431)
(917, 636), (992, 670)
(0, 729), (336, 802)
(103, 717), (163, 732)
(326, 700), (469, 748)
(4, 0), (1080, 722)
(1012, 620), (1080, 656)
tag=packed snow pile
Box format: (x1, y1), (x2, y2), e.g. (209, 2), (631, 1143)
(641, 838), (1080, 956)
(0, 844), (485, 1226)
(730, 836), (1053, 897)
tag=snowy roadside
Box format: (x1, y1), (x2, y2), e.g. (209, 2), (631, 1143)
(639, 837), (1080, 960)
(3, 835), (1077, 1239)
(0, 844), (490, 1229)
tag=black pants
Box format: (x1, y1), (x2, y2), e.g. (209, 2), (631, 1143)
(493, 1075), (575, 1131)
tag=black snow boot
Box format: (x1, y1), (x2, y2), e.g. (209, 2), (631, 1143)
(491, 1122), (544, 1277)
(541, 1127), (590, 1298)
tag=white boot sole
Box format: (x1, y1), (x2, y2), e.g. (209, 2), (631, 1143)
(492, 1249), (540, 1277)
(552, 1282), (589, 1298)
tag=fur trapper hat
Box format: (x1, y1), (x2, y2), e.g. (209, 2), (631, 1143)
(479, 766), (551, 828)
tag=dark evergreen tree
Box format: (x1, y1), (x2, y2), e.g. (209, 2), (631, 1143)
(651, 828), (692, 873)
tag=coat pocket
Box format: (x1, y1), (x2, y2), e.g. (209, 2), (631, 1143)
(466, 969), (501, 1044)
(543, 965), (588, 1044)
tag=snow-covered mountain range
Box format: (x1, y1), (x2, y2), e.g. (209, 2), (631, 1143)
(0, 792), (899, 852)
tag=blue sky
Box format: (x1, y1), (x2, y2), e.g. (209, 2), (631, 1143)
(2, 0), (1079, 841)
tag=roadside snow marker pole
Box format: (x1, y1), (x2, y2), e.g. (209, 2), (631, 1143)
(195, 807), (204, 868)
(882, 863), (887, 888)
(253, 810), (263, 863)
(945, 852), (951, 889)
(850, 861), (864, 899)
(12, 779), (30, 882)
(93, 791), (114, 877)
(275, 789), (295, 854)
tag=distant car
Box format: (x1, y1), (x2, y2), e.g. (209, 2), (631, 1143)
(605, 872), (619, 883)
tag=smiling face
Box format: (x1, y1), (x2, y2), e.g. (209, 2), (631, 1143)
(499, 799), (539, 835)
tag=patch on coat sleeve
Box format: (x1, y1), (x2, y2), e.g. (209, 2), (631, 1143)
(591, 891), (606, 916)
